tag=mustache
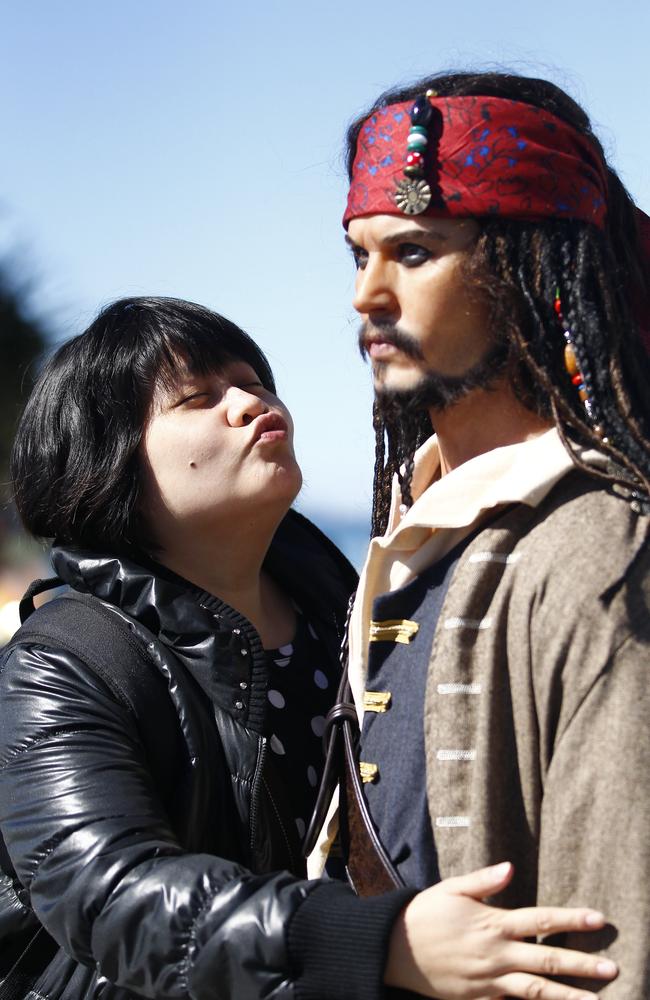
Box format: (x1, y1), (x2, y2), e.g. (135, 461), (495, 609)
(374, 340), (510, 418)
(358, 320), (426, 362)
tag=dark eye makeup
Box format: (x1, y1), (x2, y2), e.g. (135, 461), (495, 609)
(396, 243), (432, 266)
(347, 239), (433, 270)
(348, 244), (368, 270)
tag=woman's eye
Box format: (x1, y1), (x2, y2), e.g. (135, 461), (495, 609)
(175, 391), (209, 407)
(398, 243), (431, 266)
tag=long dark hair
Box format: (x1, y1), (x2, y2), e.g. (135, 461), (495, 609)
(12, 296), (276, 552)
(346, 72), (650, 535)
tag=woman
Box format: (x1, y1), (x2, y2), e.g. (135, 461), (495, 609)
(0, 297), (617, 1000)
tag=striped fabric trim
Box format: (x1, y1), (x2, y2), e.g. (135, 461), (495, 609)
(436, 748), (476, 761)
(468, 551), (521, 564)
(437, 682), (482, 695)
(443, 616), (492, 630)
(436, 815), (470, 828)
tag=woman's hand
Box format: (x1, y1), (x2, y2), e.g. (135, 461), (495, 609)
(384, 862), (617, 999)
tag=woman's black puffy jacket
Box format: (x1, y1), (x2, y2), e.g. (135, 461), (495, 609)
(0, 511), (410, 1000)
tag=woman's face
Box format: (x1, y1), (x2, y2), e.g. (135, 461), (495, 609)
(140, 358), (302, 544)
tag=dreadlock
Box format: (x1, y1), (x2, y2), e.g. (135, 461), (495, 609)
(346, 72), (650, 537)
(371, 400), (432, 537)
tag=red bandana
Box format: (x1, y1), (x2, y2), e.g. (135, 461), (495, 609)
(344, 94), (650, 349)
(344, 95), (608, 229)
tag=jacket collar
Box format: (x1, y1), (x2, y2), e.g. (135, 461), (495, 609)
(50, 509), (356, 732)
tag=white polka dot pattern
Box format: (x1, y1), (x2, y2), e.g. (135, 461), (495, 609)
(268, 689), (286, 709)
(310, 715), (325, 737)
(264, 612), (336, 847)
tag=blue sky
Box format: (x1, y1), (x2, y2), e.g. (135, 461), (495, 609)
(3, 0), (649, 531)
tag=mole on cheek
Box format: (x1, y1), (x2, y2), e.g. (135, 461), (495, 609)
(189, 461), (197, 468)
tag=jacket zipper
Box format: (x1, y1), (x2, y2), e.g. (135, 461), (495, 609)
(261, 775), (297, 872)
(249, 734), (268, 854)
(250, 737), (299, 872)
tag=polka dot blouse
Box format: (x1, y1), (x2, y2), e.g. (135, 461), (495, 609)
(264, 609), (337, 842)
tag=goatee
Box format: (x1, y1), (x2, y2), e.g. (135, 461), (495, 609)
(359, 320), (509, 419)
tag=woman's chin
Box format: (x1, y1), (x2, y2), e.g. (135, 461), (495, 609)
(266, 458), (303, 500)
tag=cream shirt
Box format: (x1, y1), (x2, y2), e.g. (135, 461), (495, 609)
(348, 427), (585, 716)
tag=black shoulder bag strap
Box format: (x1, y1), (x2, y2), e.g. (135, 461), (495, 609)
(0, 580), (174, 1000)
(302, 597), (404, 896)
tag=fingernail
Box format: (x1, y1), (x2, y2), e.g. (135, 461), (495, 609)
(596, 959), (617, 977)
(584, 910), (605, 927)
(491, 861), (512, 876)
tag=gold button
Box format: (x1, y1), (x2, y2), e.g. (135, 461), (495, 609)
(368, 619), (419, 644)
(364, 691), (392, 713)
(359, 761), (379, 784)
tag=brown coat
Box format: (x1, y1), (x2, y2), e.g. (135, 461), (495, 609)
(425, 471), (650, 996)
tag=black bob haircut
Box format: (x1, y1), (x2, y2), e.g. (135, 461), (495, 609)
(12, 296), (276, 553)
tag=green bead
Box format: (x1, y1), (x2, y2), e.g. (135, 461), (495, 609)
(409, 125), (428, 136)
(407, 134), (427, 150)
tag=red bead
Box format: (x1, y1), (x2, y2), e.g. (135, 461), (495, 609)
(554, 298), (562, 315)
(571, 373), (583, 386)
(406, 150), (424, 169)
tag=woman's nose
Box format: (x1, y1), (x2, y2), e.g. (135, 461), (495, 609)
(352, 257), (396, 316)
(225, 386), (268, 427)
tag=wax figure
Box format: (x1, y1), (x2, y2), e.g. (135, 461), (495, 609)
(0, 298), (615, 1000)
(340, 72), (650, 996)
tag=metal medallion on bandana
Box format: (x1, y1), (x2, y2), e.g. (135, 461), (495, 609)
(394, 177), (432, 215)
(392, 92), (436, 216)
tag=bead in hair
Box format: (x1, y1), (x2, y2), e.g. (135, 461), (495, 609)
(554, 287), (607, 441)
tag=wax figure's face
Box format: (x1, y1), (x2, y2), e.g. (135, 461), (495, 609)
(140, 358), (301, 540)
(348, 214), (496, 405)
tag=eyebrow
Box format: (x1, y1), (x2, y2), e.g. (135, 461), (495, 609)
(345, 227), (450, 249)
